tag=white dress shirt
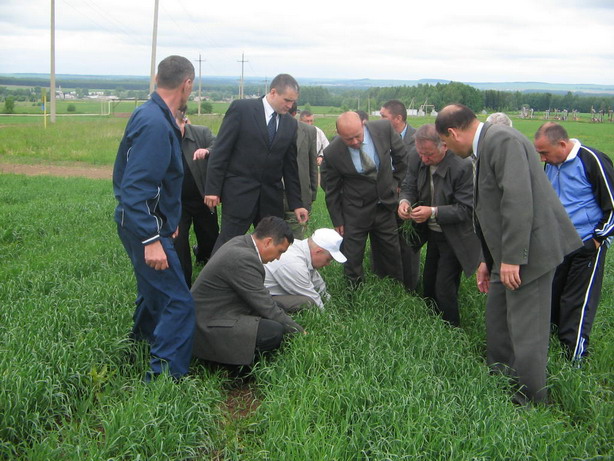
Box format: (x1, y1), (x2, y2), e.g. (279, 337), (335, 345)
(264, 239), (329, 309)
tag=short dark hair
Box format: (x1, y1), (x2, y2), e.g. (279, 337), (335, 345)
(270, 74), (299, 95)
(414, 124), (442, 146)
(355, 110), (369, 122)
(299, 110), (312, 120)
(157, 55), (195, 90)
(253, 216), (294, 245)
(535, 122), (569, 144)
(381, 99), (407, 122)
(435, 104), (476, 135)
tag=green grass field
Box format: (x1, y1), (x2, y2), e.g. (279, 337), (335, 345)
(0, 113), (613, 459)
(1, 110), (613, 167)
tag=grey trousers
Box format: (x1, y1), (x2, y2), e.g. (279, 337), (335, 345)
(486, 268), (555, 404)
(273, 295), (316, 313)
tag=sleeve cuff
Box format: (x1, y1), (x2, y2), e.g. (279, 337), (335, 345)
(142, 234), (161, 245)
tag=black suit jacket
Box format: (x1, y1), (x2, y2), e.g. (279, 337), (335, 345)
(182, 124), (215, 197)
(205, 97), (302, 219)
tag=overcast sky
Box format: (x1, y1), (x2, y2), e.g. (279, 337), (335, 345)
(1, 0), (613, 85)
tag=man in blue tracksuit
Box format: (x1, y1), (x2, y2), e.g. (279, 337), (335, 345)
(113, 55), (195, 379)
(534, 122), (614, 362)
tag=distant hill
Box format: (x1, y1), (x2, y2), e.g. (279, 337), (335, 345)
(1, 73), (613, 96)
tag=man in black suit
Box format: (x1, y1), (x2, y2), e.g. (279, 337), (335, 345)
(173, 110), (217, 287)
(398, 124), (480, 327)
(323, 111), (408, 285)
(379, 99), (421, 291)
(204, 74), (309, 253)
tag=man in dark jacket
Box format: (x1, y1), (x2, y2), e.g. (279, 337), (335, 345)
(174, 111), (217, 287)
(204, 74), (308, 253)
(398, 124), (480, 326)
(113, 55), (195, 380)
(323, 111), (408, 285)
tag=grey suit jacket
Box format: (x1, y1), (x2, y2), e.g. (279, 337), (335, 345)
(182, 124), (215, 197)
(294, 121), (318, 210)
(191, 235), (304, 365)
(400, 151), (481, 277)
(402, 124), (417, 151)
(475, 123), (582, 283)
(323, 119), (409, 228)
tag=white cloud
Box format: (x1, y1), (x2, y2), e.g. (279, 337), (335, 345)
(0, 0), (612, 84)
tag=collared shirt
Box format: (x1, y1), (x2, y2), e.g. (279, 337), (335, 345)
(250, 235), (263, 264)
(399, 124), (408, 140)
(348, 126), (380, 173)
(264, 239), (329, 309)
(315, 126), (329, 156)
(262, 96), (279, 129)
(472, 122), (485, 159)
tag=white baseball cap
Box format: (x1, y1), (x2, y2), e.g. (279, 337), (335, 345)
(311, 228), (347, 263)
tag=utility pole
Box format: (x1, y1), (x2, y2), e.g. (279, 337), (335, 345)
(195, 54), (205, 115)
(148, 0), (159, 96)
(50, 0), (56, 123)
(238, 53), (248, 99)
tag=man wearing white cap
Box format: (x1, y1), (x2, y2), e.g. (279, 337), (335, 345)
(265, 228), (346, 310)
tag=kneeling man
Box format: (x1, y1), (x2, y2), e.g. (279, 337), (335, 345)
(192, 216), (304, 366)
(265, 228), (347, 311)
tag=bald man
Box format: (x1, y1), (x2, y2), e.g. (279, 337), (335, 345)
(534, 122), (613, 362)
(322, 111), (408, 286)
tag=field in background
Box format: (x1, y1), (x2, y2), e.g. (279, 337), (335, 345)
(1, 109), (613, 166)
(0, 113), (612, 459)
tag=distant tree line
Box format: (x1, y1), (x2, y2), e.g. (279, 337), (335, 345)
(297, 83), (614, 114)
(1, 78), (612, 114)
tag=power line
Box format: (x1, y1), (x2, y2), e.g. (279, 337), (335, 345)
(59, 0), (150, 48)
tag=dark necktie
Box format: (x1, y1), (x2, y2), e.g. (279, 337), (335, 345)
(268, 112), (277, 145)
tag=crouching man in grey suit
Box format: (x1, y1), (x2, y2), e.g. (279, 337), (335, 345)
(191, 216), (305, 366)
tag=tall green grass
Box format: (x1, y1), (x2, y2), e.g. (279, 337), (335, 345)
(1, 174), (611, 459)
(0, 176), (224, 459)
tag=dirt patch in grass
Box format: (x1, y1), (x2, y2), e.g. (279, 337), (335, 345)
(224, 383), (261, 419)
(0, 162), (112, 180)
